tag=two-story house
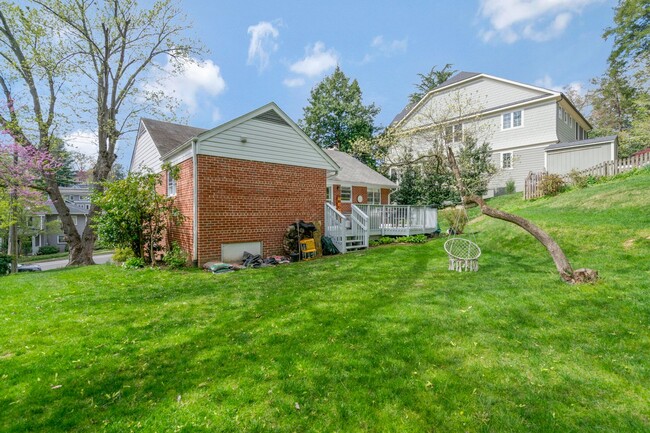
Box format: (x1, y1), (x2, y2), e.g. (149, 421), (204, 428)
(391, 71), (617, 196)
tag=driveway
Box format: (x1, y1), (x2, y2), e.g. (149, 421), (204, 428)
(35, 253), (114, 271)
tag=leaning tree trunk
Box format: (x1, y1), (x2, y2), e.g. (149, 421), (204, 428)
(445, 146), (597, 284)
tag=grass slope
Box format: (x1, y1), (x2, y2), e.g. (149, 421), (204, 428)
(1, 171), (649, 432)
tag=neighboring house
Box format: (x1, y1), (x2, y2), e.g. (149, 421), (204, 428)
(33, 192), (90, 253)
(391, 71), (617, 196)
(324, 149), (397, 213)
(130, 102), (340, 265)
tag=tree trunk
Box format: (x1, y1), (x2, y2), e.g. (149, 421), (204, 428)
(445, 146), (597, 284)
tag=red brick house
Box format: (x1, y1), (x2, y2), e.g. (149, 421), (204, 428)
(130, 103), (340, 265)
(324, 149), (397, 214)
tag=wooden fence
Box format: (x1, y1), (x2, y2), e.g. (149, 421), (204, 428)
(524, 151), (650, 199)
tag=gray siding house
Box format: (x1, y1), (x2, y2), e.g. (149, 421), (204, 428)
(391, 72), (617, 196)
(32, 186), (91, 254)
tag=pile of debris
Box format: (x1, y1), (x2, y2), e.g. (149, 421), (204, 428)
(203, 251), (291, 274)
(283, 220), (322, 258)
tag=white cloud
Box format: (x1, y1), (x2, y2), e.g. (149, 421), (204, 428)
(478, 0), (602, 43)
(283, 77), (305, 88)
(211, 108), (222, 122)
(534, 74), (585, 95)
(147, 56), (226, 113)
(65, 130), (98, 159)
(247, 21), (280, 72)
(362, 35), (408, 64)
(289, 42), (339, 77)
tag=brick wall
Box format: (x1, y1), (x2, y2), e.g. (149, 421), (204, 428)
(166, 158), (194, 260)
(196, 155), (326, 265)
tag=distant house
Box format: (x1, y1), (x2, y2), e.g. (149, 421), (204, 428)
(391, 71), (617, 196)
(324, 149), (397, 213)
(33, 186), (91, 253)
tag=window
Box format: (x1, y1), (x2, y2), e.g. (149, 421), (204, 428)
(326, 186), (332, 203)
(502, 110), (523, 130)
(167, 172), (177, 197)
(558, 106), (569, 124)
(57, 235), (66, 244)
(368, 188), (381, 204)
(444, 124), (463, 143)
(501, 152), (513, 169)
(340, 186), (351, 203)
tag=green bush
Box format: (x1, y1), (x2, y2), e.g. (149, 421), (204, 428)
(112, 247), (134, 263)
(505, 179), (516, 194)
(37, 245), (60, 255)
(441, 207), (468, 234)
(369, 236), (396, 247)
(396, 234), (428, 244)
(162, 242), (188, 269)
(539, 174), (566, 196)
(0, 253), (11, 276)
(123, 257), (145, 269)
(567, 169), (589, 189)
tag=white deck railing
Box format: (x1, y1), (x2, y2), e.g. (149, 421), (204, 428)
(324, 202), (347, 253)
(349, 205), (369, 249)
(355, 204), (438, 236)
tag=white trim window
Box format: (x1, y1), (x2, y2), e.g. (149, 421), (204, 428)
(167, 172), (177, 197)
(501, 152), (513, 169)
(368, 188), (381, 204)
(326, 186), (333, 203)
(57, 235), (66, 244)
(502, 110), (523, 130)
(340, 186), (352, 203)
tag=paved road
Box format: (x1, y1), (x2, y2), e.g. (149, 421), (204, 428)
(35, 253), (114, 271)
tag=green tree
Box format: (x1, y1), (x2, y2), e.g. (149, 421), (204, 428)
(603, 0), (650, 69)
(408, 64), (456, 104)
(391, 164), (422, 205)
(92, 166), (182, 264)
(300, 66), (380, 157)
(1, 0), (201, 266)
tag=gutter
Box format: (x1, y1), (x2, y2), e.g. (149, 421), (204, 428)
(191, 138), (199, 267)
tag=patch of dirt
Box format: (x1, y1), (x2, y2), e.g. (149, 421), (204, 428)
(623, 239), (635, 249)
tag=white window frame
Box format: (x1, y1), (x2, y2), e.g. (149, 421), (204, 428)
(502, 110), (523, 130)
(367, 188), (381, 204)
(167, 172), (177, 197)
(501, 152), (513, 170)
(326, 185), (333, 203)
(340, 186), (352, 203)
(57, 235), (66, 244)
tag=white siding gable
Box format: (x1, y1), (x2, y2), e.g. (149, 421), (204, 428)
(402, 77), (550, 130)
(130, 124), (163, 173)
(198, 107), (337, 171)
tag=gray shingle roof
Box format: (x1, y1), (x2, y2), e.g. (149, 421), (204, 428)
(141, 118), (207, 156)
(545, 135), (618, 151)
(325, 149), (397, 188)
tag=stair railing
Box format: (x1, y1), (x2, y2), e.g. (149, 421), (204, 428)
(324, 202), (347, 253)
(350, 205), (369, 249)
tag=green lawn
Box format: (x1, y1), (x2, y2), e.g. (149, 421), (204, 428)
(1, 170), (649, 432)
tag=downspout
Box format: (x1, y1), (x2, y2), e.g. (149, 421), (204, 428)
(192, 138), (199, 267)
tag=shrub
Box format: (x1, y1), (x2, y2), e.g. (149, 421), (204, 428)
(441, 207), (468, 234)
(37, 245), (60, 255)
(0, 253), (11, 276)
(123, 257), (145, 269)
(112, 247), (134, 263)
(505, 179), (516, 194)
(162, 242), (188, 269)
(567, 169), (589, 189)
(539, 174), (566, 196)
(396, 234), (428, 244)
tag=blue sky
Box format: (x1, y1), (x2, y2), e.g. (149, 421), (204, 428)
(111, 0), (618, 167)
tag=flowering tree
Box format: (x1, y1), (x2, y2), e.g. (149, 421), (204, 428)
(0, 140), (61, 272)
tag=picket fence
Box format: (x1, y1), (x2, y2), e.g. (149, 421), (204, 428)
(524, 151), (650, 200)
